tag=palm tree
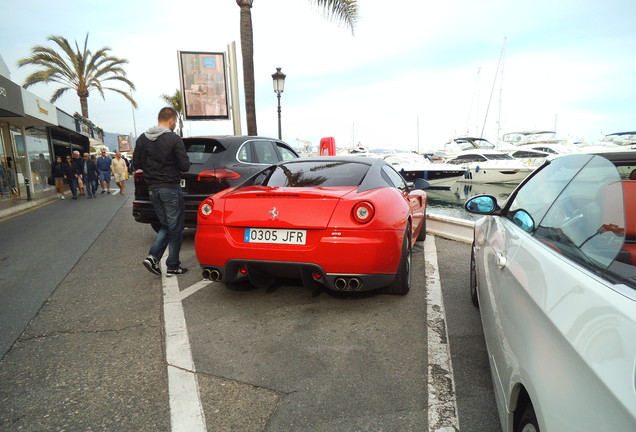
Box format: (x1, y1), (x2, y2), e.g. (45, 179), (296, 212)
(18, 34), (137, 119)
(236, 0), (359, 136)
(160, 89), (185, 137)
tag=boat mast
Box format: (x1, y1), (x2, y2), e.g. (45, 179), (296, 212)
(496, 38), (506, 148)
(481, 37), (506, 143)
(417, 116), (420, 153)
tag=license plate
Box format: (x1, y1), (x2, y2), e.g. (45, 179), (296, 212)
(180, 178), (186, 188)
(244, 228), (306, 245)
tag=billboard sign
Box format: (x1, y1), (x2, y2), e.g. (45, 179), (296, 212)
(118, 135), (131, 152)
(178, 51), (229, 120)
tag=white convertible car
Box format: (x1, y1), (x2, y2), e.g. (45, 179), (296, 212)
(465, 151), (636, 432)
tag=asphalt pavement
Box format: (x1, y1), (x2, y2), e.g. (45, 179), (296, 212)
(0, 185), (128, 359)
(0, 184), (500, 431)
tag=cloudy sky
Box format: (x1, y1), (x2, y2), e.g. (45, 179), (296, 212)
(2, 0), (635, 152)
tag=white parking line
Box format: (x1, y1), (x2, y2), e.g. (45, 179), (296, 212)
(425, 237), (461, 431)
(161, 259), (207, 432)
(179, 279), (213, 301)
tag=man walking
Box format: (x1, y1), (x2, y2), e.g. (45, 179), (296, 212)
(96, 150), (112, 194)
(81, 152), (99, 198)
(133, 107), (191, 276)
(111, 152), (128, 195)
(68, 151), (83, 199)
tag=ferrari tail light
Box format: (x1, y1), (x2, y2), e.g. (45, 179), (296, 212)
(198, 169), (241, 182)
(239, 265), (248, 275)
(352, 201), (375, 224)
(199, 198), (214, 218)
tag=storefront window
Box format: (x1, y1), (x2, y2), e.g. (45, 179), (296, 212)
(0, 129), (12, 198)
(10, 126), (27, 194)
(25, 127), (52, 192)
(9, 126), (53, 195)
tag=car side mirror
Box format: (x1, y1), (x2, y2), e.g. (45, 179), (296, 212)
(413, 178), (430, 190)
(511, 209), (535, 232)
(465, 195), (500, 214)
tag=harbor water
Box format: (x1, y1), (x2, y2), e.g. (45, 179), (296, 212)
(425, 180), (518, 221)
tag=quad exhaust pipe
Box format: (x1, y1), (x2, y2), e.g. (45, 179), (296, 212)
(202, 268), (221, 281)
(334, 277), (362, 291)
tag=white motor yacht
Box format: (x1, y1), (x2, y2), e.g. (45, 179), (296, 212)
(434, 137), (496, 159)
(384, 153), (466, 188)
(446, 150), (534, 184)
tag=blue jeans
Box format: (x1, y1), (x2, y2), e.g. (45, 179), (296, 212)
(69, 176), (78, 197)
(149, 188), (185, 270)
(83, 175), (96, 197)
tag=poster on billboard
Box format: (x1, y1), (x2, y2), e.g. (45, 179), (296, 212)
(178, 51), (229, 120)
(118, 135), (131, 152)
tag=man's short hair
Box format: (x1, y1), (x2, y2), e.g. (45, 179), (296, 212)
(73, 150), (80, 155)
(158, 107), (178, 122)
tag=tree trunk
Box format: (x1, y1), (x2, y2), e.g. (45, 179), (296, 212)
(237, 0), (257, 136)
(80, 94), (89, 119)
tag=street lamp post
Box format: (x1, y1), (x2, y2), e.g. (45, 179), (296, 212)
(271, 67), (286, 140)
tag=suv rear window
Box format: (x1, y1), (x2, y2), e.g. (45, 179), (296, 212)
(184, 139), (225, 164)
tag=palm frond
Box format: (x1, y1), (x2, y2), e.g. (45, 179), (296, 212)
(310, 0), (359, 34)
(103, 87), (138, 108)
(17, 33), (136, 117)
(50, 87), (72, 102)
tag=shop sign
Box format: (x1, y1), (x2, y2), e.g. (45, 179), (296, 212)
(56, 108), (76, 130)
(0, 75), (25, 116)
(21, 88), (56, 125)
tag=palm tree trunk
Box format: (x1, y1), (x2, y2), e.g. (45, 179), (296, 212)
(80, 95), (89, 118)
(237, 0), (257, 136)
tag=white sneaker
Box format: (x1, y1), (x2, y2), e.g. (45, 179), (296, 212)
(60, 195), (65, 200)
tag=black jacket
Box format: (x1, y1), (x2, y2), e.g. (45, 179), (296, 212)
(79, 158), (99, 181)
(61, 161), (78, 180)
(51, 162), (65, 178)
(133, 129), (190, 189)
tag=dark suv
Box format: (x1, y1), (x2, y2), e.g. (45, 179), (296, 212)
(132, 136), (299, 231)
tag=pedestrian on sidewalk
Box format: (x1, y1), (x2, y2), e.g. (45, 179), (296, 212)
(112, 152), (128, 195)
(133, 107), (191, 277)
(97, 150), (113, 194)
(90, 155), (99, 195)
(81, 152), (99, 198)
(67, 152), (82, 199)
(51, 155), (66, 199)
(62, 155), (76, 199)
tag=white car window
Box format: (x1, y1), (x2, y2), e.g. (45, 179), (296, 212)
(508, 154), (631, 284)
(508, 154), (592, 226)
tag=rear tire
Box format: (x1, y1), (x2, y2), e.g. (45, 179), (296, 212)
(517, 402), (539, 432)
(383, 226), (412, 295)
(470, 244), (479, 307)
(417, 213), (427, 241)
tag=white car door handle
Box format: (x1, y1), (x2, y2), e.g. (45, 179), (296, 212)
(496, 252), (507, 269)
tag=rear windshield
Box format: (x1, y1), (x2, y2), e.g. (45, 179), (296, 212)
(263, 161), (370, 187)
(184, 139), (225, 164)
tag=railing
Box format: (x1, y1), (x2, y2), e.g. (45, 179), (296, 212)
(426, 213), (474, 243)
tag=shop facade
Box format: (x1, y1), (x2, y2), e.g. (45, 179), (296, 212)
(0, 74), (26, 199)
(0, 69), (91, 202)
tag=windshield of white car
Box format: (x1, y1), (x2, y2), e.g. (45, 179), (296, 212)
(507, 153), (636, 289)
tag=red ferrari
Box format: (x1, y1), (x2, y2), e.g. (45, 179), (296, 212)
(195, 156), (428, 294)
